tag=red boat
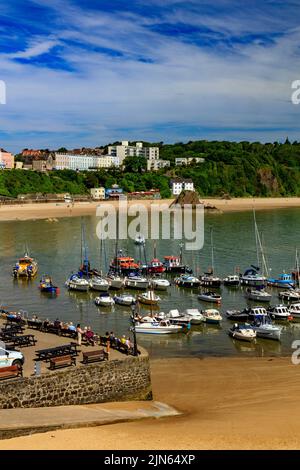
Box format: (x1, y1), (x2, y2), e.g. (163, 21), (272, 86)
(144, 258), (166, 275)
(110, 256), (140, 275)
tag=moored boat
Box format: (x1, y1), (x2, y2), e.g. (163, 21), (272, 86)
(198, 291), (222, 303)
(95, 292), (115, 307)
(175, 274), (200, 288)
(110, 255), (140, 276)
(288, 302), (300, 318)
(142, 258), (166, 275)
(202, 308), (222, 324)
(240, 266), (266, 287)
(184, 308), (205, 324)
(225, 309), (250, 321)
(251, 315), (282, 341)
(155, 309), (191, 328)
(13, 253), (38, 278)
(223, 274), (240, 287)
(106, 272), (124, 289)
(135, 318), (183, 334)
(39, 275), (59, 294)
(228, 324), (256, 342)
(65, 274), (90, 292)
(124, 274), (149, 290)
(163, 256), (192, 274)
(278, 289), (300, 301)
(244, 288), (272, 302)
(199, 274), (221, 288)
(113, 293), (136, 306)
(137, 291), (161, 306)
(267, 304), (292, 321)
(150, 278), (170, 290)
(134, 234), (145, 245)
(90, 276), (110, 292)
(267, 273), (294, 288)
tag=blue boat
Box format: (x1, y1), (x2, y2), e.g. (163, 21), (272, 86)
(267, 273), (295, 288)
(39, 275), (59, 294)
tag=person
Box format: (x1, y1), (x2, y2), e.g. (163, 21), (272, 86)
(76, 323), (84, 346)
(68, 322), (76, 332)
(109, 331), (115, 348)
(85, 326), (95, 346)
(125, 337), (132, 354)
(121, 335), (126, 345)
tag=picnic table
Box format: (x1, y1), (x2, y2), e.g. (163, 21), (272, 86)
(6, 334), (37, 348)
(35, 342), (80, 362)
(3, 323), (24, 334)
(27, 319), (43, 330)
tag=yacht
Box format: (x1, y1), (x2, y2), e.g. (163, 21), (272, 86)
(240, 266), (266, 287)
(137, 291), (161, 306)
(90, 276), (110, 292)
(135, 318), (183, 334)
(198, 291), (222, 303)
(124, 274), (149, 290)
(267, 304), (291, 321)
(150, 278), (170, 291)
(223, 274), (240, 287)
(95, 293), (115, 307)
(113, 293), (136, 306)
(228, 324), (256, 342)
(202, 309), (222, 325)
(251, 316), (282, 341)
(65, 274), (90, 292)
(175, 274), (200, 288)
(244, 288), (272, 302)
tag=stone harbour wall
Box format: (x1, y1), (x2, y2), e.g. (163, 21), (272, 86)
(0, 354), (152, 409)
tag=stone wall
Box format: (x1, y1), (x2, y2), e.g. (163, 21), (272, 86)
(0, 353), (152, 409)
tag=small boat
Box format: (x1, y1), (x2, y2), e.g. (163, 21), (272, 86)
(155, 310), (191, 328)
(202, 308), (222, 324)
(135, 318), (183, 334)
(150, 278), (170, 290)
(288, 303), (300, 318)
(113, 293), (136, 306)
(267, 273), (295, 288)
(175, 274), (200, 288)
(247, 306), (268, 320)
(278, 290), (300, 301)
(199, 274), (221, 288)
(124, 274), (149, 290)
(240, 266), (266, 287)
(245, 288), (272, 302)
(163, 256), (192, 273)
(95, 293), (115, 307)
(65, 274), (90, 292)
(137, 291), (161, 306)
(228, 324), (256, 342)
(134, 234), (145, 245)
(198, 291), (222, 303)
(90, 276), (110, 292)
(267, 304), (292, 321)
(106, 272), (124, 290)
(225, 310), (250, 321)
(110, 254), (140, 275)
(223, 274), (240, 287)
(251, 315), (282, 341)
(142, 258), (166, 275)
(184, 308), (205, 324)
(13, 253), (38, 278)
(39, 275), (59, 294)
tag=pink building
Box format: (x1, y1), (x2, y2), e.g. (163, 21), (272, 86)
(0, 149), (14, 169)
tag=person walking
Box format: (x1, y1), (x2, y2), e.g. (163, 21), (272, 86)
(76, 323), (84, 346)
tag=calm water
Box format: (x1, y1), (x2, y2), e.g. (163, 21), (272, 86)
(1, 208), (300, 358)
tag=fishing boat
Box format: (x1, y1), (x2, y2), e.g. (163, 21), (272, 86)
(113, 293), (136, 306)
(247, 306), (268, 320)
(288, 303), (300, 318)
(223, 274), (240, 287)
(124, 274), (149, 290)
(184, 308), (205, 324)
(251, 315), (282, 340)
(278, 289), (300, 301)
(163, 244), (192, 273)
(228, 324), (256, 342)
(110, 255), (140, 275)
(267, 304), (292, 321)
(106, 272), (124, 290)
(95, 293), (115, 307)
(39, 275), (59, 294)
(225, 310), (250, 321)
(198, 291), (222, 303)
(175, 274), (200, 288)
(202, 308), (222, 325)
(267, 273), (295, 288)
(65, 274), (90, 292)
(134, 234), (145, 245)
(240, 266), (267, 287)
(135, 318), (183, 334)
(142, 258), (166, 275)
(244, 287), (272, 302)
(13, 253), (38, 278)
(137, 291), (161, 306)
(90, 276), (110, 292)
(150, 278), (170, 290)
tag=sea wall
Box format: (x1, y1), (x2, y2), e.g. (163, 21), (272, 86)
(0, 353), (152, 409)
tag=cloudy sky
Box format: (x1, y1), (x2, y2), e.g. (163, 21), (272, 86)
(1, 0), (300, 152)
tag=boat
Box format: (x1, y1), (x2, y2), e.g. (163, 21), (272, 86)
(89, 276), (110, 292)
(135, 318), (183, 334)
(110, 254), (140, 275)
(184, 308), (205, 324)
(240, 266), (267, 287)
(134, 234), (145, 245)
(142, 258), (166, 275)
(150, 278), (170, 290)
(65, 274), (90, 292)
(106, 272), (124, 289)
(267, 273), (295, 288)
(241, 212), (268, 287)
(113, 293), (136, 306)
(95, 293), (115, 307)
(267, 304), (292, 321)
(163, 245), (192, 273)
(198, 291), (222, 303)
(124, 274), (149, 290)
(175, 274), (200, 288)
(155, 309), (191, 328)
(251, 315), (282, 340)
(228, 324), (256, 342)
(39, 275), (59, 294)
(223, 274), (240, 287)
(13, 253), (38, 278)
(225, 310), (250, 321)
(202, 308), (222, 325)
(247, 306), (268, 320)
(199, 229), (221, 288)
(278, 289), (300, 301)
(244, 287), (272, 302)
(137, 291), (161, 306)
(288, 303), (300, 318)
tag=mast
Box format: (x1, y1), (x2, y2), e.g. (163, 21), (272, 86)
(253, 210), (260, 268)
(296, 248), (300, 289)
(210, 227), (215, 275)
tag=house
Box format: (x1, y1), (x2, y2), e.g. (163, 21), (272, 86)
(175, 157), (205, 166)
(105, 185), (124, 199)
(170, 178), (194, 196)
(0, 149), (14, 169)
(90, 187), (106, 200)
(147, 159), (170, 171)
(108, 141), (159, 164)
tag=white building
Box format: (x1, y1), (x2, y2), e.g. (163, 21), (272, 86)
(147, 159), (170, 171)
(54, 153), (119, 171)
(170, 178), (194, 196)
(108, 141), (159, 164)
(90, 187), (105, 200)
(96, 155), (120, 169)
(175, 157), (205, 166)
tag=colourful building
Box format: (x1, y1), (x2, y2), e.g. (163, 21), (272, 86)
(0, 149), (14, 169)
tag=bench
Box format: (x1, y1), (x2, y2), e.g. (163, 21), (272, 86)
(50, 355), (76, 370)
(0, 365), (23, 380)
(27, 319), (43, 330)
(6, 334), (36, 349)
(82, 349), (108, 364)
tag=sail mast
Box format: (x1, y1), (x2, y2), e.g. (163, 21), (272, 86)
(210, 227), (215, 274)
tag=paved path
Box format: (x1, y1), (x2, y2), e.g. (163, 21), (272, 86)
(0, 401), (180, 439)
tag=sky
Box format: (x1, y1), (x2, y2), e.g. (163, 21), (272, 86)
(1, 0), (300, 152)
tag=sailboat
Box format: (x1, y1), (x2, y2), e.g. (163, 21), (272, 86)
(90, 237), (109, 291)
(137, 290), (161, 306)
(199, 228), (221, 287)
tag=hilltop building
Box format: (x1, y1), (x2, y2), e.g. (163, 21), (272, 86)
(170, 178), (194, 196)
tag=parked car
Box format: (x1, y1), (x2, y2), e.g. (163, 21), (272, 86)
(0, 346), (24, 368)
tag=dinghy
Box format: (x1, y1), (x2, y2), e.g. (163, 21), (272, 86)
(113, 293), (136, 306)
(137, 291), (161, 306)
(198, 291), (222, 303)
(95, 293), (115, 307)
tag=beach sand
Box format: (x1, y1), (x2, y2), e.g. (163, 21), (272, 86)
(1, 356), (300, 450)
(0, 197), (300, 222)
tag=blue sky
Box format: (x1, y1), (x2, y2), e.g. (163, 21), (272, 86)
(1, 0), (300, 152)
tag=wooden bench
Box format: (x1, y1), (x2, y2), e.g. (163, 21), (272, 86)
(82, 349), (108, 364)
(50, 355), (76, 370)
(0, 365), (23, 380)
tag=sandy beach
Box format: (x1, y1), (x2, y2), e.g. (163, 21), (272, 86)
(1, 356), (300, 450)
(0, 197), (299, 222)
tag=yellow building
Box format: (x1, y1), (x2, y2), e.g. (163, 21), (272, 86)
(90, 187), (105, 200)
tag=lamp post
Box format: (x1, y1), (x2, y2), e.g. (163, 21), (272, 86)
(130, 303), (138, 356)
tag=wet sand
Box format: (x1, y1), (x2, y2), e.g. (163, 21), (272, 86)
(1, 356), (300, 449)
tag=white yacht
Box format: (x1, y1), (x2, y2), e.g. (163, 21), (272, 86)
(65, 275), (90, 292)
(184, 308), (205, 325)
(245, 288), (272, 302)
(228, 324), (256, 342)
(135, 318), (183, 335)
(124, 275), (149, 290)
(268, 304), (291, 321)
(251, 317), (282, 341)
(95, 293), (115, 307)
(150, 278), (170, 290)
(90, 276), (110, 292)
